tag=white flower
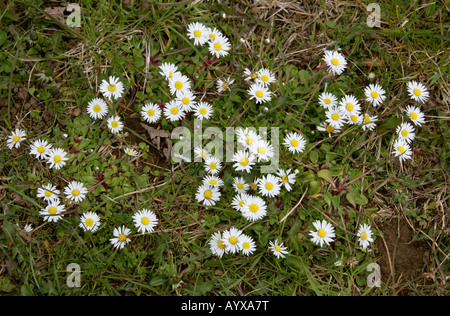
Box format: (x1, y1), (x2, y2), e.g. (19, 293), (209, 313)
(46, 147), (69, 170)
(256, 68), (276, 86)
(141, 102), (162, 123)
(29, 139), (52, 159)
(107, 115), (124, 134)
(195, 184), (221, 206)
(132, 209), (158, 234)
(204, 155), (222, 175)
(256, 174), (281, 198)
(64, 181), (88, 203)
(99, 76), (124, 100)
(407, 80), (429, 103)
(221, 227), (244, 254)
(37, 183), (60, 203)
(396, 122), (415, 143)
(236, 127), (260, 149)
(232, 176), (249, 193)
(269, 240), (289, 258)
(392, 138), (412, 162)
(318, 92), (338, 109)
(202, 175), (224, 187)
(243, 68), (258, 81)
(248, 82), (272, 104)
(209, 231), (226, 258)
(175, 89), (197, 111)
(187, 22), (209, 46)
(232, 150), (256, 173)
(283, 132), (306, 154)
(323, 50), (347, 75)
(249, 139), (274, 162)
(357, 223), (374, 249)
(168, 73), (192, 97)
(6, 128), (26, 149)
(339, 94), (361, 117)
(208, 33), (231, 58)
(310, 220), (336, 247)
(124, 147), (138, 157)
(231, 192), (249, 213)
(23, 224), (33, 232)
(241, 195), (267, 222)
(206, 27), (223, 42)
(110, 225), (131, 250)
(404, 105), (425, 126)
(347, 112), (363, 125)
(158, 62), (179, 80)
(276, 168), (296, 191)
(87, 98), (108, 119)
(192, 101), (214, 120)
(238, 234), (257, 256)
(216, 77), (234, 93)
(163, 100), (185, 121)
(194, 146), (210, 160)
(317, 121), (341, 137)
(40, 201), (65, 223)
(325, 106), (346, 129)
(364, 84), (386, 107)
(79, 211), (101, 232)
(362, 113), (377, 131)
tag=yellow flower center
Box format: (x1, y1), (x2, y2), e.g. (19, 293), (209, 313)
(48, 206), (57, 215)
(275, 245), (281, 252)
(12, 135), (20, 142)
(398, 146), (405, 154)
(261, 75), (269, 82)
(127, 151), (133, 155)
(175, 81), (183, 90)
(45, 190), (52, 197)
(258, 146), (266, 154)
(54, 155), (61, 163)
(141, 217), (149, 225)
(240, 157), (248, 166)
(199, 108), (207, 115)
(209, 162), (217, 170)
(72, 189), (79, 196)
(194, 30), (201, 37)
(249, 204), (258, 213)
(364, 115), (370, 123)
(243, 242), (251, 250)
(147, 109), (155, 116)
(326, 125), (334, 133)
(222, 82), (229, 90)
(332, 113), (339, 121)
(204, 190), (212, 199)
(37, 146), (45, 153)
(201, 151), (207, 158)
(171, 107), (179, 115)
(371, 91), (379, 99)
(251, 72), (258, 79)
(237, 182), (244, 190)
(324, 98), (331, 104)
(331, 58), (339, 66)
(282, 176), (288, 183)
(108, 85), (116, 92)
(246, 138), (254, 145)
(118, 234), (127, 242)
(111, 121), (119, 128)
(414, 88), (421, 96)
(318, 229), (326, 238)
(401, 129), (408, 137)
(182, 97), (190, 105)
(346, 103), (354, 111)
(93, 105), (101, 112)
(410, 112), (418, 120)
(361, 232), (367, 240)
(229, 236), (237, 244)
(209, 179), (217, 185)
(350, 115), (358, 122)
(255, 90), (264, 98)
(218, 240), (225, 249)
(209, 34), (215, 40)
(291, 139), (299, 147)
(168, 71), (173, 78)
(265, 183), (273, 190)
(85, 218), (94, 227)
(214, 42), (222, 51)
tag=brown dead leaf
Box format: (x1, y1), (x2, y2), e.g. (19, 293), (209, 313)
(141, 123), (172, 161)
(43, 7), (66, 24)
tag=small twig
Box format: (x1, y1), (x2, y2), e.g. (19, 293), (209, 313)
(280, 190), (307, 223)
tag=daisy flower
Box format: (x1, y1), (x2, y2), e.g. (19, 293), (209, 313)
(325, 106), (346, 130)
(404, 105), (425, 126)
(163, 100), (185, 122)
(6, 128), (26, 149)
(396, 122), (415, 143)
(357, 223), (374, 249)
(202, 175), (224, 187)
(107, 115), (124, 134)
(216, 77), (234, 93)
(310, 220), (336, 247)
(208, 33), (231, 58)
(110, 225), (131, 250)
(206, 27), (223, 41)
(86, 98), (108, 119)
(339, 94), (361, 117)
(232, 176), (249, 193)
(79, 211), (101, 232)
(241, 195), (267, 221)
(204, 155), (222, 175)
(283, 131), (306, 154)
(318, 92), (338, 109)
(187, 22), (209, 46)
(141, 102), (162, 124)
(194, 145), (210, 160)
(158, 62), (179, 80)
(40, 201), (65, 223)
(364, 84), (386, 107)
(192, 102), (214, 120)
(248, 82), (272, 104)
(37, 183), (60, 203)
(236, 127), (260, 149)
(238, 234), (257, 256)
(256, 174), (281, 198)
(221, 227), (244, 254)
(124, 147), (138, 157)
(347, 112), (363, 125)
(317, 121), (341, 137)
(392, 138), (412, 162)
(269, 240), (289, 259)
(29, 139), (52, 159)
(323, 50), (347, 75)
(249, 139), (274, 162)
(276, 168), (296, 191)
(232, 150), (256, 173)
(175, 89), (196, 111)
(362, 113), (377, 131)
(195, 184), (221, 206)
(209, 231), (226, 258)
(407, 80), (429, 103)
(243, 68), (258, 81)
(132, 209), (158, 234)
(231, 192), (249, 213)
(99, 76), (124, 100)
(168, 73), (192, 97)
(256, 68), (276, 86)
(46, 147), (69, 170)
(64, 180), (88, 203)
